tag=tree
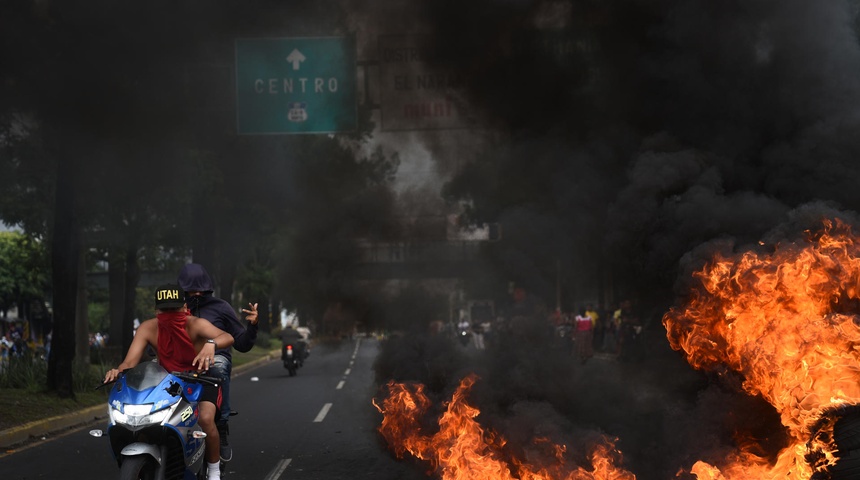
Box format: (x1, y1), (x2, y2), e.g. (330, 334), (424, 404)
(0, 1), (199, 396)
(0, 231), (51, 331)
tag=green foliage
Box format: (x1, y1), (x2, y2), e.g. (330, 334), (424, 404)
(73, 361), (106, 392)
(0, 231), (50, 315)
(254, 330), (272, 350)
(0, 355), (47, 390)
(88, 301), (109, 334)
(134, 286), (157, 323)
(0, 354), (105, 393)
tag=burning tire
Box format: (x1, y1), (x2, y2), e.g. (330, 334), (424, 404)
(834, 411), (860, 453)
(818, 406), (860, 479)
(828, 449), (860, 479)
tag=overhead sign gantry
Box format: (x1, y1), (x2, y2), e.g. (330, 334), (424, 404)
(235, 36), (357, 134)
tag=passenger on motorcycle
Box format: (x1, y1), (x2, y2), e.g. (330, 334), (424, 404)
(104, 284), (234, 480)
(178, 263), (259, 462)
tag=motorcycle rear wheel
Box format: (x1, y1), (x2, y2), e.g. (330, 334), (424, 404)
(119, 455), (157, 480)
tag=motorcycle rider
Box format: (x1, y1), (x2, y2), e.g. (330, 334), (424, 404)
(280, 325), (308, 365)
(104, 284), (234, 480)
(177, 263), (259, 462)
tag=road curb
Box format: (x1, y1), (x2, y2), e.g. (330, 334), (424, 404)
(0, 350), (279, 451)
(0, 404), (107, 451)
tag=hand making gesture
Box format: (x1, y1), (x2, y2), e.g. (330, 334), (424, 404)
(242, 302), (259, 326)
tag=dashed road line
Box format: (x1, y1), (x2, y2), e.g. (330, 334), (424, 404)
(337, 338), (362, 391)
(264, 458), (292, 480)
(314, 403), (333, 422)
(292, 338), (363, 474)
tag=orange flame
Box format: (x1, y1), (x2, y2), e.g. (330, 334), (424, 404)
(663, 218), (860, 479)
(375, 219), (860, 479)
(374, 374), (636, 480)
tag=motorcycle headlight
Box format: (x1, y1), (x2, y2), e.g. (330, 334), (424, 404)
(111, 403), (174, 427)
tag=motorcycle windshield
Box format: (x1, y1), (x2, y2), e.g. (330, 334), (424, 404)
(124, 361), (169, 391)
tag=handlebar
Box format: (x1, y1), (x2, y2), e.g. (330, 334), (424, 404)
(96, 368), (220, 390)
(172, 371), (222, 386)
(95, 367), (132, 390)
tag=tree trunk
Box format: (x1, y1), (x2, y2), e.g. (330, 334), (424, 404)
(75, 248), (90, 366)
(122, 245), (140, 352)
(108, 247), (126, 348)
(47, 158), (79, 399)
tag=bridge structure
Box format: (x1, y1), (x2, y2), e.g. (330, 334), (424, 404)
(351, 240), (490, 280)
(84, 239), (490, 288)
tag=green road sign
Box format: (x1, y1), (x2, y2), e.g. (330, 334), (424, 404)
(235, 36), (356, 134)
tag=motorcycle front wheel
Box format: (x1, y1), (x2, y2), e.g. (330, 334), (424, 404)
(119, 455), (157, 480)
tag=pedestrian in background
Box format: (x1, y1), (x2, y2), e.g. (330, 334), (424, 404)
(573, 307), (594, 364)
(585, 303), (601, 352)
(601, 302), (619, 353)
(471, 321), (486, 350)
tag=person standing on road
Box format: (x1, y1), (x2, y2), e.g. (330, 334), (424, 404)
(573, 307), (594, 364)
(104, 284), (234, 480)
(585, 303), (601, 352)
(177, 263), (259, 463)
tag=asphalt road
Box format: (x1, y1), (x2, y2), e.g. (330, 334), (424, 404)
(0, 337), (429, 480)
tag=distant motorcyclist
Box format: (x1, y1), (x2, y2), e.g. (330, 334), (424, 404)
(280, 325), (308, 365)
(177, 263), (258, 462)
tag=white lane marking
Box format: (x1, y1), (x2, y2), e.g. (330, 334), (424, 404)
(335, 338), (362, 392)
(352, 337), (361, 358)
(314, 403), (333, 422)
(264, 458), (292, 480)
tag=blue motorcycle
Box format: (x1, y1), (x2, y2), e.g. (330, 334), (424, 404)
(91, 361), (220, 480)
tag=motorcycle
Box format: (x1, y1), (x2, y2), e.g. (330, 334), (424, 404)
(90, 361), (221, 480)
(457, 326), (471, 347)
(281, 342), (304, 376)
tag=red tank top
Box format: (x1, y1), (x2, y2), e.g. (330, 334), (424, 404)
(156, 311), (197, 373)
(575, 315), (593, 331)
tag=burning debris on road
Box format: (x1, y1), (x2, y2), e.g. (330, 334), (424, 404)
(374, 214), (860, 480)
(374, 374), (635, 480)
(664, 216), (860, 479)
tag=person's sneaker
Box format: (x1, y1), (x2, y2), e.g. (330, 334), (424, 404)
(218, 424), (233, 462)
(219, 438), (232, 462)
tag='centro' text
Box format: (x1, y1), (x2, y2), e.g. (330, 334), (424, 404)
(254, 77), (339, 94)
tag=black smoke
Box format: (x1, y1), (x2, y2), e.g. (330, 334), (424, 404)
(5, 0), (860, 477)
(368, 1), (860, 479)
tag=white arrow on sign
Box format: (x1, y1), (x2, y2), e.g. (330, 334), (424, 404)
(286, 49), (306, 70)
